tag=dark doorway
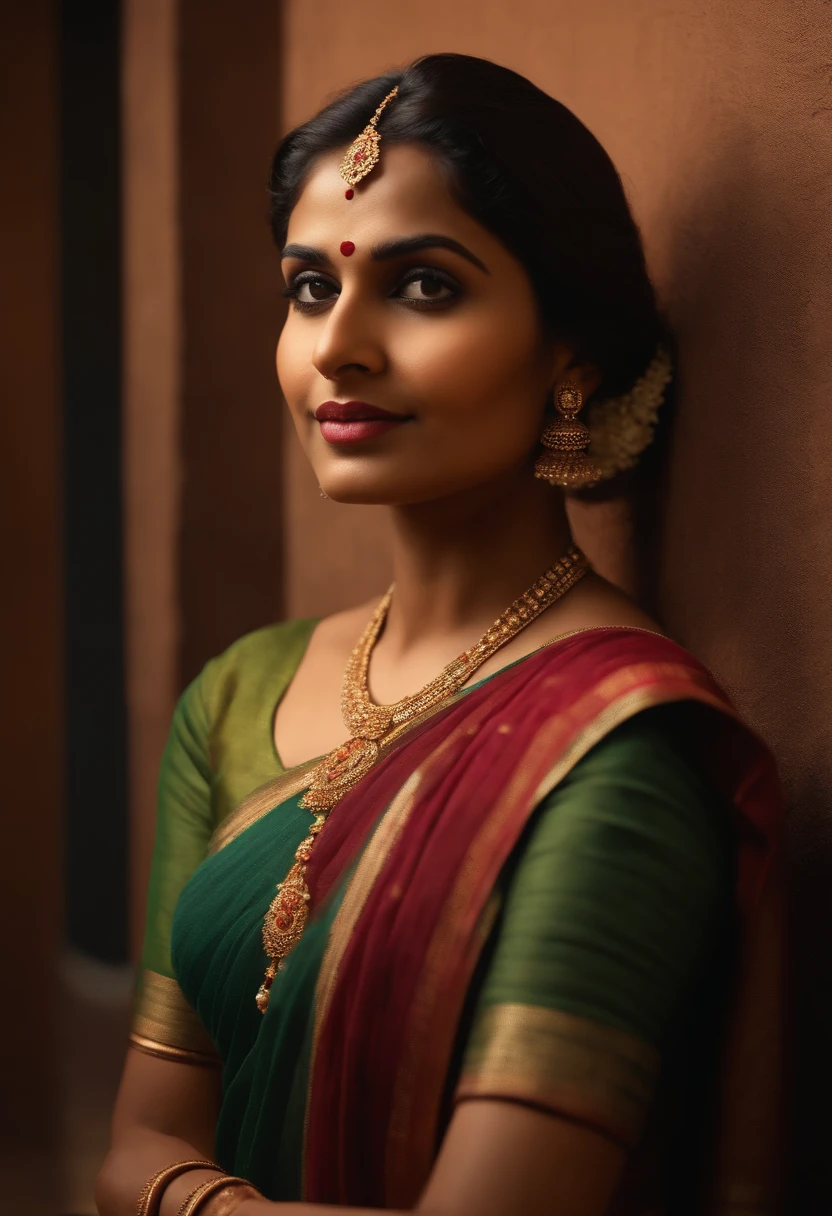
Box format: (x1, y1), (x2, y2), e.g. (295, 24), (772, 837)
(61, 0), (128, 965)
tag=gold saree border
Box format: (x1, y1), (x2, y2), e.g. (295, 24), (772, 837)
(455, 1003), (659, 1149)
(297, 639), (738, 1203)
(131, 969), (219, 1063)
(310, 769), (423, 1049)
(208, 698), (461, 860)
(207, 761), (319, 855)
(300, 701), (515, 1199)
(529, 661), (735, 809)
(129, 1033), (220, 1067)
(384, 667), (736, 1203)
(298, 769), (424, 1199)
(209, 630), (673, 860)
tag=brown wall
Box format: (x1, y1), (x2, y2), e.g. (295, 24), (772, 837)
(0, 4), (62, 1211)
(280, 1), (832, 1203)
(123, 0), (284, 954)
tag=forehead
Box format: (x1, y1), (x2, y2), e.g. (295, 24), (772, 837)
(286, 142), (491, 253)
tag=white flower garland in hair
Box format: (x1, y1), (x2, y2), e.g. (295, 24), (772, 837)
(585, 345), (674, 480)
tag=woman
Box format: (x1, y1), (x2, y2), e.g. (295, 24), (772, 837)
(97, 54), (784, 1216)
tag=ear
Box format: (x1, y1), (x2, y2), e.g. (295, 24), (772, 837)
(549, 343), (602, 403)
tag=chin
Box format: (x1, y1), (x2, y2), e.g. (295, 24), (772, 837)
(319, 479), (415, 507)
(311, 450), (405, 504)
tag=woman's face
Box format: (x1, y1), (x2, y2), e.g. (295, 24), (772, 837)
(277, 142), (576, 505)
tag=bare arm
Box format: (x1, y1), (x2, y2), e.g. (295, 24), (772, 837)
(97, 1055), (623, 1216)
(232, 1099), (625, 1216)
(95, 1047), (225, 1216)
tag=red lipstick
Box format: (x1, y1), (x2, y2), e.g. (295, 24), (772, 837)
(314, 400), (410, 445)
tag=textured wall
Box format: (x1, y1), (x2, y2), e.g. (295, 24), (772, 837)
(281, 0), (832, 1202)
(0, 5), (62, 1210)
(123, 0), (285, 953)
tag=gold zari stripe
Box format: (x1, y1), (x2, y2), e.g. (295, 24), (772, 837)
(455, 1003), (659, 1148)
(129, 1033), (220, 1067)
(207, 629), (676, 859)
(131, 969), (219, 1062)
(208, 760), (320, 855)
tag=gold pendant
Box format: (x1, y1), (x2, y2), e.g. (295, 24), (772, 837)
(340, 126), (381, 187)
(256, 819), (323, 1013)
(301, 736), (380, 813)
(257, 545), (589, 1012)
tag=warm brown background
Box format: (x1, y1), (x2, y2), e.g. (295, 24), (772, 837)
(280, 9), (832, 1205)
(4, 1), (830, 1210)
(1, 5), (62, 1211)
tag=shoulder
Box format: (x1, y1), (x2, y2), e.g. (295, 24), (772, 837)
(210, 617), (320, 671)
(536, 701), (732, 897)
(191, 617), (318, 714)
(572, 700), (718, 792)
(540, 569), (664, 638)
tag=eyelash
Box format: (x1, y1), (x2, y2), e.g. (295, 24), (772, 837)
(281, 267), (461, 314)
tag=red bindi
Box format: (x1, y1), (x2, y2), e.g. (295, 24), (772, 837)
(340, 240), (356, 257)
(344, 189), (354, 200)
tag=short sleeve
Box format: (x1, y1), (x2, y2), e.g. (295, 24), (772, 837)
(456, 702), (733, 1147)
(131, 667), (221, 1064)
(129, 619), (318, 1065)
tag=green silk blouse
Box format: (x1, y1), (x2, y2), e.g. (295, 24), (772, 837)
(141, 618), (731, 1062)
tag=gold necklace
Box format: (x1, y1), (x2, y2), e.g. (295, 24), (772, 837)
(256, 544), (588, 1012)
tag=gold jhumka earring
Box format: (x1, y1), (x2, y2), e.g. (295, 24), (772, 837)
(534, 382), (602, 490)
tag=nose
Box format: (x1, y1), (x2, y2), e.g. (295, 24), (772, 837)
(312, 290), (387, 382)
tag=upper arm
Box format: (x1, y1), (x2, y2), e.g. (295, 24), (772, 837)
(132, 667), (223, 1066)
(141, 672), (216, 979)
(419, 1099), (624, 1216)
(471, 701), (731, 1050)
(112, 1044), (221, 1153)
(433, 704), (732, 1213)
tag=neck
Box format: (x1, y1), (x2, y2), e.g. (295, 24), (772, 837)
(382, 470), (572, 652)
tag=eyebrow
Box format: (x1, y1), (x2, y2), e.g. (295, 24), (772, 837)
(280, 233), (490, 274)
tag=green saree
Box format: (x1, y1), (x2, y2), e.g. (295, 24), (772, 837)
(131, 619), (751, 1211)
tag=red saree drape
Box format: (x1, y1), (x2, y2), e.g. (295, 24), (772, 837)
(301, 627), (785, 1213)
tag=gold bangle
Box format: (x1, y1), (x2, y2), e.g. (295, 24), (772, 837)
(176, 1176), (258, 1216)
(137, 1160), (221, 1216)
(200, 1182), (263, 1216)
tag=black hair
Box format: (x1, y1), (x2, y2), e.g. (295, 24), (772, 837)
(269, 52), (671, 408)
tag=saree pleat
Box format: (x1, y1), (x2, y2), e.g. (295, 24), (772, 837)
(171, 787), (342, 1199)
(156, 625), (783, 1213)
(300, 629), (783, 1211)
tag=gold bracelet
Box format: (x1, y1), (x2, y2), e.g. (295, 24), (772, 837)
(200, 1182), (263, 1216)
(176, 1176), (259, 1216)
(137, 1160), (221, 1216)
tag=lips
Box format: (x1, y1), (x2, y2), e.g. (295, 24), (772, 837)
(314, 400), (410, 445)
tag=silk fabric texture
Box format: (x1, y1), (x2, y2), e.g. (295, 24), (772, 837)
(134, 623), (785, 1214)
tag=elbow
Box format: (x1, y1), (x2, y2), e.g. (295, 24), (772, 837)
(93, 1149), (120, 1216)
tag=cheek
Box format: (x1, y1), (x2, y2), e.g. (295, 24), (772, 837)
(398, 303), (547, 422)
(276, 320), (311, 407)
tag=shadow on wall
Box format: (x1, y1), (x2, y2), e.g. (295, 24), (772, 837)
(659, 116), (832, 1207)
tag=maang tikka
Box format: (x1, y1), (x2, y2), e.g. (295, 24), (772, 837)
(340, 86), (399, 193)
(534, 382), (602, 490)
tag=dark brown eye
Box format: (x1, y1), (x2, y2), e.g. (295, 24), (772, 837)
(296, 276), (335, 303)
(398, 273), (454, 303)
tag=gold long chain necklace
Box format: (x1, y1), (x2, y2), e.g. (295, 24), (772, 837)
(255, 544), (589, 1012)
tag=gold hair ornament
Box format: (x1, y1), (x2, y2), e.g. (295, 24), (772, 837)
(340, 86), (399, 188)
